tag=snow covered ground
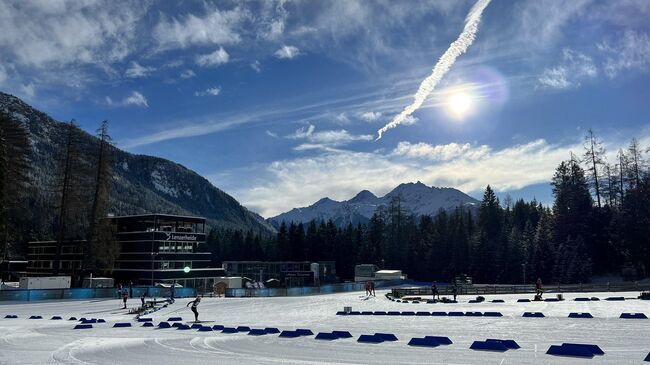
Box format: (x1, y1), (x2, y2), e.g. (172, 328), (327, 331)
(1, 290), (648, 364)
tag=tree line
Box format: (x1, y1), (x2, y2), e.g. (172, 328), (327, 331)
(0, 115), (117, 278)
(208, 131), (649, 284)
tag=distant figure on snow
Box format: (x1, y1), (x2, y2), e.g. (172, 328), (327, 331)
(170, 282), (176, 304)
(140, 292), (146, 308)
(535, 278), (543, 298)
(431, 282), (440, 300)
(187, 296), (201, 322)
(129, 281), (133, 298)
(365, 281), (370, 296)
(369, 281), (376, 297)
(451, 282), (458, 301)
(122, 289), (128, 309)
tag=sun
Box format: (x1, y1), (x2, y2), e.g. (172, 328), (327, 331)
(446, 92), (474, 119)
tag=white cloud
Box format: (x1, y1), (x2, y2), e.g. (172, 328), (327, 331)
(153, 5), (244, 50)
(358, 111), (382, 122)
(250, 60), (262, 73)
(19, 83), (36, 98)
(106, 91), (148, 108)
(599, 30), (650, 78)
(335, 113), (350, 124)
(196, 47), (230, 67)
(0, 64), (7, 84)
(266, 130), (279, 138)
(180, 69), (196, 79)
(274, 45), (301, 59)
(538, 49), (597, 89)
(125, 61), (155, 78)
(402, 115), (419, 125)
(219, 134), (650, 217)
(285, 124), (372, 150)
(194, 87), (221, 97)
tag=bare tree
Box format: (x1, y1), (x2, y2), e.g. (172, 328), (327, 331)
(583, 129), (605, 208)
(627, 138), (645, 189)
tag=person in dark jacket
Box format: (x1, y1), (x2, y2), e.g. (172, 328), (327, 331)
(369, 281), (376, 297)
(122, 289), (128, 309)
(431, 282), (440, 300)
(452, 282), (458, 301)
(187, 296), (201, 322)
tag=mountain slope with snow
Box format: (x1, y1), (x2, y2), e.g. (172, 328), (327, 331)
(269, 182), (479, 227)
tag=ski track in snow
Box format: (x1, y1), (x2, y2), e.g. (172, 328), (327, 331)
(0, 290), (648, 364)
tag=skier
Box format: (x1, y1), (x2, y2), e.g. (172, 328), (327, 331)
(170, 282), (176, 304)
(364, 281), (370, 296)
(122, 289), (128, 309)
(431, 281), (440, 300)
(187, 296), (201, 322)
(140, 292), (146, 308)
(451, 282), (458, 301)
(535, 277), (543, 299)
(369, 281), (376, 297)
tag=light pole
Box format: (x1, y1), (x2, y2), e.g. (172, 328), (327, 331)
(151, 252), (158, 287)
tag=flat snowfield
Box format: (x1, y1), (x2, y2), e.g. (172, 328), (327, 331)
(1, 290), (648, 364)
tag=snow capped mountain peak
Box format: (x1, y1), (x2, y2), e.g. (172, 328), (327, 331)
(269, 183), (479, 227)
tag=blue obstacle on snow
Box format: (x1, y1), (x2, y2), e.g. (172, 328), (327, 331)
(222, 327), (238, 334)
(468, 300), (480, 303)
(431, 312), (447, 316)
(483, 312), (503, 317)
(171, 322), (182, 328)
(425, 336), (452, 345)
(374, 333), (398, 342)
(374, 311), (387, 315)
(574, 297), (591, 301)
(522, 312), (545, 318)
(492, 299), (505, 303)
(544, 298), (560, 302)
(408, 337), (440, 347)
(29, 315), (42, 319)
(465, 312), (483, 317)
(412, 301), (420, 304)
(167, 317), (183, 322)
(357, 335), (384, 344)
(336, 311), (347, 315)
(176, 324), (191, 330)
(426, 300), (436, 304)
(142, 322), (154, 327)
(248, 329), (267, 336)
(68, 317), (76, 320)
(517, 299), (531, 302)
(198, 326), (213, 332)
(400, 311), (415, 316)
(51, 316), (62, 320)
(416, 312), (431, 316)
(138, 318), (153, 322)
(448, 312), (464, 316)
(606, 296), (625, 301)
(644, 352), (650, 362)
(74, 324), (93, 329)
(361, 311), (373, 315)
(315, 332), (338, 340)
(236, 326), (251, 332)
(568, 312), (593, 318)
(348, 311), (360, 315)
(279, 330), (300, 338)
(620, 313), (647, 319)
(78, 317), (87, 321)
(81, 319), (97, 324)
(264, 327), (280, 334)
(191, 323), (203, 329)
(4, 315), (18, 319)
(158, 322), (171, 328)
(332, 331), (352, 339)
(486, 339), (520, 349)
(295, 329), (313, 336)
(387, 311), (400, 316)
(97, 319), (106, 323)
(212, 325), (225, 330)
(470, 340), (509, 352)
(546, 343), (604, 358)
(113, 322), (132, 328)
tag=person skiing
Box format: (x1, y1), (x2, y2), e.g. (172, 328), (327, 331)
(452, 282), (458, 301)
(170, 282), (176, 304)
(369, 281), (376, 297)
(431, 281), (440, 300)
(140, 292), (146, 308)
(187, 296), (201, 322)
(122, 289), (128, 309)
(364, 281), (370, 296)
(535, 277), (543, 298)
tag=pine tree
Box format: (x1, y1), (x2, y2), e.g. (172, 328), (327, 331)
(583, 129), (605, 208)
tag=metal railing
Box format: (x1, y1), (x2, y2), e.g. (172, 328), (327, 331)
(225, 280), (407, 298)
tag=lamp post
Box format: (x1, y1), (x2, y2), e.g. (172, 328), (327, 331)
(151, 252), (158, 287)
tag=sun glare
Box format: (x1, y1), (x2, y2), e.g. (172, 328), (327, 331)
(446, 92), (474, 119)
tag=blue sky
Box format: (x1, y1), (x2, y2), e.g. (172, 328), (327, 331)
(1, 0), (649, 217)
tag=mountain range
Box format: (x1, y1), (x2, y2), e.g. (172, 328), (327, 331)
(0, 92), (275, 236)
(268, 182), (480, 227)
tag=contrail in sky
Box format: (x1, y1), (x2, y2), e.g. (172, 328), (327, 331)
(376, 0), (492, 140)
